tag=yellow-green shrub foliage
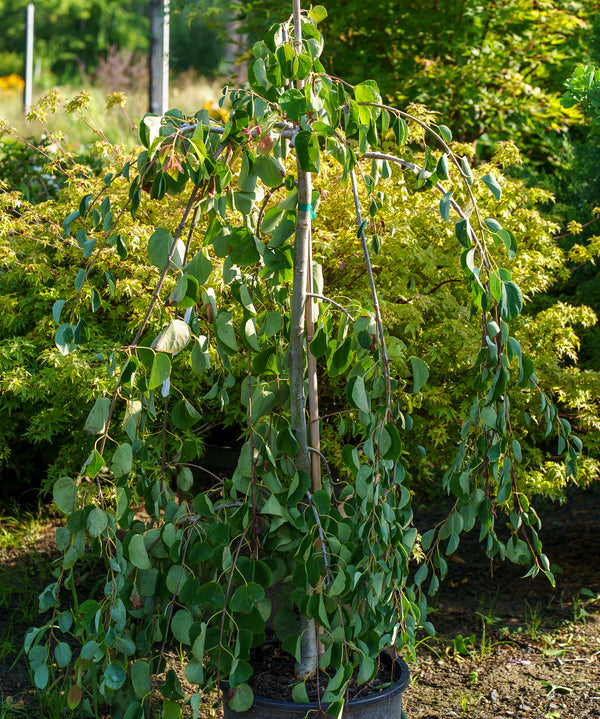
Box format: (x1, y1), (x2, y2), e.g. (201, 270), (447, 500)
(2, 102), (599, 500)
(0, 125), (199, 490)
(312, 142), (600, 498)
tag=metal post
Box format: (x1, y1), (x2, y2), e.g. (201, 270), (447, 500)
(149, 0), (169, 115)
(24, 3), (34, 113)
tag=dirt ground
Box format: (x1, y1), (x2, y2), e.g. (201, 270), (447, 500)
(404, 488), (600, 719)
(1, 488), (598, 719)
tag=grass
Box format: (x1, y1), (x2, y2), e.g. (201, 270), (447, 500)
(0, 508), (49, 552)
(0, 71), (224, 149)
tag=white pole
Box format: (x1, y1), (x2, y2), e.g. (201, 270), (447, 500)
(24, 3), (34, 113)
(149, 0), (169, 115)
(161, 0), (170, 114)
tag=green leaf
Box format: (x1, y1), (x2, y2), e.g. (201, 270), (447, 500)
(489, 270), (503, 302)
(55, 526), (71, 551)
(177, 467), (194, 492)
(152, 319), (191, 354)
(74, 269), (86, 293)
(328, 571), (346, 597)
(381, 421), (402, 461)
(239, 284), (256, 313)
(227, 683), (254, 712)
(171, 609), (193, 644)
(84, 396), (111, 434)
(500, 281), (523, 321)
(292, 681), (309, 703)
(53, 476), (77, 514)
(87, 507), (108, 537)
(229, 227), (261, 267)
(197, 581), (225, 608)
(186, 661), (205, 687)
(83, 449), (104, 478)
(54, 642), (72, 668)
(230, 582), (265, 613)
(55, 323), (76, 355)
(243, 318), (260, 351)
(163, 699), (182, 719)
(215, 312), (238, 353)
(276, 427), (299, 456)
(414, 564), (428, 586)
(350, 375), (371, 413)
(52, 300), (65, 325)
(116, 234), (128, 259)
(354, 81), (382, 109)
(438, 125), (453, 143)
(167, 273), (198, 308)
(295, 131), (320, 174)
(123, 703), (145, 719)
(282, 634), (302, 663)
(119, 357), (139, 388)
(481, 173), (502, 201)
(480, 405), (497, 429)
(262, 492), (284, 516)
(63, 210), (80, 237)
(262, 310), (283, 338)
(185, 251), (213, 285)
(230, 659), (253, 686)
(74, 317), (89, 344)
(148, 227), (184, 270)
(512, 439), (522, 463)
(131, 660), (151, 699)
(460, 155), (473, 184)
(129, 533), (152, 570)
(111, 443), (133, 478)
(34, 663), (49, 689)
(191, 335), (210, 373)
(410, 356), (429, 393)
(455, 218), (471, 247)
(80, 640), (101, 661)
(255, 154), (286, 188)
(308, 4), (327, 22)
(439, 191), (453, 221)
(160, 669), (185, 701)
(357, 656), (376, 684)
(279, 89), (309, 121)
(171, 399), (201, 429)
(90, 288), (101, 312)
(103, 663), (126, 690)
(148, 353), (171, 390)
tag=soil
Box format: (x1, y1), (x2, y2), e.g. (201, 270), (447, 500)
(1, 488), (599, 719)
(243, 643), (405, 703)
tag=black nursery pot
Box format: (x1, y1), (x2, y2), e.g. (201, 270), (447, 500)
(223, 653), (410, 718)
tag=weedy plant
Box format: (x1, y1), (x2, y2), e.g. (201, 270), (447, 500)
(21, 1), (581, 717)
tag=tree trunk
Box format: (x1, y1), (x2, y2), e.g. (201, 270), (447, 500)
(289, 0), (320, 680)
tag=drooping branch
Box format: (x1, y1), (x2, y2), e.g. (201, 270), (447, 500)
(350, 168), (392, 418)
(131, 184), (200, 347)
(360, 150), (490, 269)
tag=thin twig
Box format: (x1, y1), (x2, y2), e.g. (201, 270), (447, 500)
(306, 292), (356, 321)
(305, 490), (333, 586)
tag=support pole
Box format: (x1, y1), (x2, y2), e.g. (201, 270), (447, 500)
(161, 0), (170, 113)
(24, 3), (34, 113)
(149, 0), (170, 115)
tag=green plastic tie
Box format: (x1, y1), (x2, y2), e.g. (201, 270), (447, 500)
(298, 202), (316, 219)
